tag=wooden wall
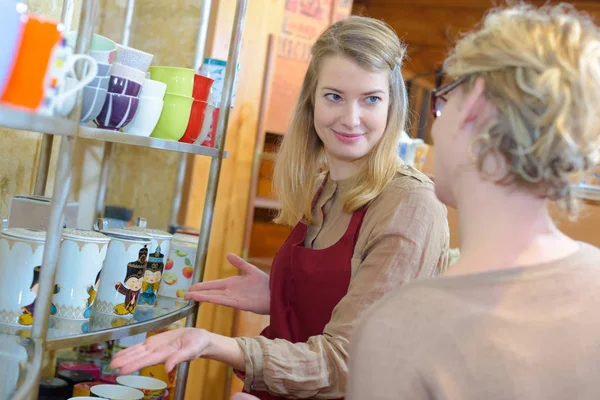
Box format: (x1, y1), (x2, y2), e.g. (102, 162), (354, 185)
(354, 0), (600, 86)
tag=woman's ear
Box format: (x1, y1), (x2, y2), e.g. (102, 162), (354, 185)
(458, 77), (489, 131)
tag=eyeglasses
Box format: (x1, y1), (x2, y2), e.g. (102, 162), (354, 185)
(430, 76), (468, 119)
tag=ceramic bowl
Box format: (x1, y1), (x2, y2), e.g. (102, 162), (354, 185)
(65, 32), (117, 64)
(149, 66), (195, 97)
(94, 92), (139, 131)
(87, 76), (109, 91)
(107, 75), (142, 97)
(179, 99), (207, 144)
(110, 62), (146, 85)
(80, 86), (108, 124)
(139, 78), (166, 100)
(150, 93), (193, 141)
(115, 44), (153, 73)
(122, 96), (164, 137)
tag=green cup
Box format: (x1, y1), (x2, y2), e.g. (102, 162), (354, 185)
(151, 93), (194, 141)
(149, 66), (195, 97)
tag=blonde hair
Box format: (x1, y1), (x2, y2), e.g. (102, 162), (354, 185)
(444, 3), (600, 214)
(273, 16), (408, 226)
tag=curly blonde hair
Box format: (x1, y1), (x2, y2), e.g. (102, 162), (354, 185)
(444, 3), (600, 214)
(273, 16), (407, 226)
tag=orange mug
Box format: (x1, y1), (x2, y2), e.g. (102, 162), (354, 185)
(1, 14), (62, 109)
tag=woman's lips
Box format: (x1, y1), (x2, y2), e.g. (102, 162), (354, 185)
(333, 130), (364, 143)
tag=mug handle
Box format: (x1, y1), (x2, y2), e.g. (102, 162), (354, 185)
(54, 54), (98, 104)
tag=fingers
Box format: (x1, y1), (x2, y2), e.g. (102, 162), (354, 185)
(189, 278), (229, 292)
(117, 348), (173, 375)
(184, 291), (242, 309)
(226, 253), (257, 274)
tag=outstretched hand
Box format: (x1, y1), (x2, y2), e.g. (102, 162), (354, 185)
(184, 253), (271, 315)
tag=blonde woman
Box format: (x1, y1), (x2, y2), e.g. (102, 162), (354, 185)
(348, 4), (600, 399)
(111, 16), (449, 399)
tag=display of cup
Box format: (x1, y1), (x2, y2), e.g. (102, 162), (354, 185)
(179, 99), (208, 144)
(52, 229), (110, 320)
(117, 376), (167, 400)
(93, 222), (152, 319)
(108, 75), (142, 97)
(81, 86), (108, 124)
(149, 66), (195, 97)
(139, 79), (166, 100)
(111, 62), (146, 85)
(65, 31), (117, 64)
(51, 65), (99, 118)
(125, 218), (172, 308)
(94, 93), (140, 131)
(0, 225), (46, 326)
(158, 237), (197, 299)
(150, 93), (193, 141)
(0, 14), (62, 109)
(95, 62), (113, 77)
(192, 74), (213, 102)
(0, 0), (26, 98)
(38, 45), (98, 117)
(198, 57), (239, 107)
(121, 96), (164, 137)
(195, 105), (219, 148)
(115, 44), (154, 73)
(88, 76), (110, 91)
(90, 384), (144, 400)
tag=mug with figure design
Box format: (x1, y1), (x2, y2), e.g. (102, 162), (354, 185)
(93, 221), (151, 319)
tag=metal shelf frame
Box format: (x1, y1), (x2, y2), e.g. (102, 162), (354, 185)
(4, 0), (248, 398)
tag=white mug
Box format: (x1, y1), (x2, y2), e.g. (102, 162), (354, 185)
(38, 41), (98, 116)
(158, 234), (197, 299)
(52, 229), (110, 320)
(93, 222), (151, 319)
(125, 218), (172, 307)
(0, 336), (28, 399)
(0, 224), (46, 327)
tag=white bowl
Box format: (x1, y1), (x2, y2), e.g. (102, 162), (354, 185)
(122, 96), (164, 137)
(110, 62), (146, 85)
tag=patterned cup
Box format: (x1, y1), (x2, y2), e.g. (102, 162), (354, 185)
(52, 229), (110, 320)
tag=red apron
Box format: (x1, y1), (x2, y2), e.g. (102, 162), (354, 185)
(249, 196), (368, 400)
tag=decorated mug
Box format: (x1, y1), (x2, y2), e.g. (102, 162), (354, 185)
(125, 218), (172, 307)
(157, 234), (197, 300)
(93, 220), (152, 319)
(52, 229), (110, 320)
(38, 39), (98, 116)
(0, 222), (47, 327)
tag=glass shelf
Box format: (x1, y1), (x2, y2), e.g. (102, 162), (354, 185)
(0, 297), (194, 352)
(0, 104), (77, 136)
(78, 126), (228, 157)
(44, 296), (194, 350)
(0, 104), (227, 157)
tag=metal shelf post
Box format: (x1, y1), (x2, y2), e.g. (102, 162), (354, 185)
(174, 0), (248, 398)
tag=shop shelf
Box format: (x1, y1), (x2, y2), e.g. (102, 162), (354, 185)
(0, 104), (77, 136)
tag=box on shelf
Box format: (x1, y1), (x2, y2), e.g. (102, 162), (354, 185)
(8, 195), (79, 230)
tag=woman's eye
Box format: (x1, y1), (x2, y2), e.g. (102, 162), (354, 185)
(325, 93), (342, 102)
(366, 96), (381, 104)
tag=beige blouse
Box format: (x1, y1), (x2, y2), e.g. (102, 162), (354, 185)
(348, 242), (600, 400)
(236, 165), (450, 398)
